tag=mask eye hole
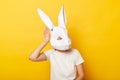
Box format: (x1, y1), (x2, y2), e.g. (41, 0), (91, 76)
(51, 29), (53, 31)
(57, 36), (62, 40)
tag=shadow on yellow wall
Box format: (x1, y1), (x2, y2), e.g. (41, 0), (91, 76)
(0, 0), (120, 80)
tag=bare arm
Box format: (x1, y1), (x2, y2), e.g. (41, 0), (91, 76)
(29, 28), (50, 62)
(75, 63), (85, 80)
(29, 42), (48, 61)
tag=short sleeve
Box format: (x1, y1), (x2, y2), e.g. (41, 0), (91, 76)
(44, 49), (53, 60)
(74, 49), (85, 65)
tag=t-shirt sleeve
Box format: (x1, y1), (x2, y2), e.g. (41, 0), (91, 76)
(74, 49), (85, 65)
(44, 49), (53, 60)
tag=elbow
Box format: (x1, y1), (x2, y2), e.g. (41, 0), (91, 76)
(29, 56), (37, 61)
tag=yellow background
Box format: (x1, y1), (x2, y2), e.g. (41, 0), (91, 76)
(0, 0), (120, 80)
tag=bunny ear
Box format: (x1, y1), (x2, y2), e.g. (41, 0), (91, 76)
(58, 5), (67, 28)
(37, 8), (54, 30)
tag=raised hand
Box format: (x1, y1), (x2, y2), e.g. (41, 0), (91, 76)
(43, 27), (50, 43)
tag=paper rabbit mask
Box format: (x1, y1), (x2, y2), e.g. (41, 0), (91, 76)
(37, 5), (71, 50)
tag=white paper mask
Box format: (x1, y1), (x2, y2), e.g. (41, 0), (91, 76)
(37, 5), (71, 50)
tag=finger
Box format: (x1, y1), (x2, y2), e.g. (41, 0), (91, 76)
(44, 27), (50, 36)
(45, 27), (50, 33)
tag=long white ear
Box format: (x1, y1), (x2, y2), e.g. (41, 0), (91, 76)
(37, 8), (54, 30)
(58, 5), (67, 28)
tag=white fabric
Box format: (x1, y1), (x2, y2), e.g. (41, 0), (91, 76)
(44, 48), (84, 80)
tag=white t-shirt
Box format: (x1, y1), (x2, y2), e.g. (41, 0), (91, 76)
(44, 48), (84, 80)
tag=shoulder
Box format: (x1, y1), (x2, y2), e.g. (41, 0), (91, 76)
(70, 48), (82, 57)
(43, 49), (55, 60)
(71, 48), (85, 64)
(71, 48), (81, 54)
(44, 49), (54, 54)
(44, 49), (54, 52)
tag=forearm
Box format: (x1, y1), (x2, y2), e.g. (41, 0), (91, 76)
(75, 76), (84, 80)
(29, 41), (48, 59)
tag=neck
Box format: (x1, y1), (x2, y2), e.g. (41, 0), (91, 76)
(54, 48), (71, 52)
